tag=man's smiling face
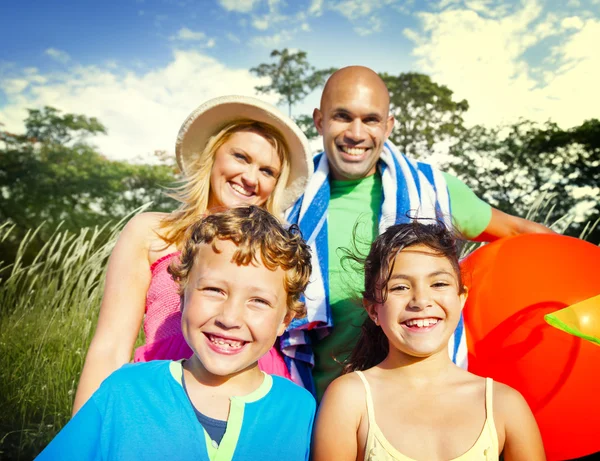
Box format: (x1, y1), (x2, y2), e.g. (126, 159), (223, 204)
(313, 68), (394, 181)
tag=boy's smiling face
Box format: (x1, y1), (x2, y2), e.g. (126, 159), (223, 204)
(181, 239), (290, 379)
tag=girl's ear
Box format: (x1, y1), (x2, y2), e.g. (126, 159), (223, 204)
(363, 299), (379, 326)
(459, 286), (468, 310)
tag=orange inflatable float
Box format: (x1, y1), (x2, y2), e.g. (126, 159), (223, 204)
(461, 234), (600, 461)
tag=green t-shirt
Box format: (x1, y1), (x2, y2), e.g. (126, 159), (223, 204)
(311, 171), (492, 399)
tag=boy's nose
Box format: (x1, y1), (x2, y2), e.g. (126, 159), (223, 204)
(214, 299), (244, 329)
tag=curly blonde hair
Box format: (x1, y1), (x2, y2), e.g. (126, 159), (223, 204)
(159, 120), (291, 247)
(167, 206), (311, 318)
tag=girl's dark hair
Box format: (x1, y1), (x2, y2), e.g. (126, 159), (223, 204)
(342, 220), (464, 374)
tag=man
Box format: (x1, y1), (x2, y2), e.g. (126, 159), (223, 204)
(283, 66), (554, 398)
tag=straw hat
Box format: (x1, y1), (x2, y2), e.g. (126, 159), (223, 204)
(176, 95), (312, 211)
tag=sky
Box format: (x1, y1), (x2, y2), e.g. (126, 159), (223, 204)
(1, 0), (599, 162)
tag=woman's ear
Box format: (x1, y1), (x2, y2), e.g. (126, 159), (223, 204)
(363, 299), (380, 326)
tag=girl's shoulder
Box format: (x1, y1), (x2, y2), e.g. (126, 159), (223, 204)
(320, 372), (368, 414)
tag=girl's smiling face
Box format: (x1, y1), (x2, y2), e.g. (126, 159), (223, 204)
(371, 244), (467, 360)
(207, 130), (281, 212)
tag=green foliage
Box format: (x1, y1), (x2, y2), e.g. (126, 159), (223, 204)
(294, 114), (319, 141)
(447, 119), (600, 242)
(251, 48), (336, 117)
(0, 221), (127, 459)
(0, 107), (178, 264)
(381, 72), (469, 158)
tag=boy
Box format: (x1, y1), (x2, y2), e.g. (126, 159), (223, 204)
(37, 206), (315, 460)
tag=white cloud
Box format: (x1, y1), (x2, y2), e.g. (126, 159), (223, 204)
(405, 0), (600, 128)
(308, 0), (324, 16)
(251, 30), (292, 47)
(300, 22), (311, 32)
(226, 32), (241, 43)
(170, 27), (206, 41)
(45, 48), (71, 64)
(252, 17), (270, 30)
(218, 0), (261, 13)
(0, 51), (276, 162)
(355, 16), (383, 36)
(561, 16), (584, 30)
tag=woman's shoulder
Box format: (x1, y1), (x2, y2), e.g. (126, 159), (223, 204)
(125, 212), (170, 234)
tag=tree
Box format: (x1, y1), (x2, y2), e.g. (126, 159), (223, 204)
(250, 48), (336, 117)
(0, 107), (178, 264)
(381, 72), (469, 158)
(446, 119), (599, 242)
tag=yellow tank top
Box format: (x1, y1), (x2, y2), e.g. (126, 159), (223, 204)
(355, 371), (499, 461)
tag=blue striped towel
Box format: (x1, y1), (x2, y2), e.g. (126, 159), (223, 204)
(281, 140), (468, 393)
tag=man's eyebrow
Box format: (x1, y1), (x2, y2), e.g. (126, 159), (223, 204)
(331, 108), (383, 119)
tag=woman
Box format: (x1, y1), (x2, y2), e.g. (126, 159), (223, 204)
(73, 96), (312, 414)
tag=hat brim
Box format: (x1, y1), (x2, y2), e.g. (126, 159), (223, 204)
(176, 95), (312, 211)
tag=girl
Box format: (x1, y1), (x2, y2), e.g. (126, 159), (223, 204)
(312, 221), (545, 461)
(73, 96), (312, 414)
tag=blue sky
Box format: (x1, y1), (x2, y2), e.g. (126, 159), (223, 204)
(1, 0), (599, 161)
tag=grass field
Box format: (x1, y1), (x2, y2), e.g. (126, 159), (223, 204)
(0, 221), (124, 460)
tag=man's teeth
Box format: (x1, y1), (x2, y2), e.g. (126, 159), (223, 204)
(341, 146), (367, 156)
(208, 334), (244, 349)
(405, 318), (440, 328)
(230, 183), (252, 196)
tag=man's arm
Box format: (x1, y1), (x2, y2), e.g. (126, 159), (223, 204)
(473, 207), (557, 242)
(441, 172), (556, 242)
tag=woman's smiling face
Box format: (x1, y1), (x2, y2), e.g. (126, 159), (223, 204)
(207, 130), (282, 212)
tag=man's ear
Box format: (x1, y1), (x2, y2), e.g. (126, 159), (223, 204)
(363, 299), (379, 325)
(385, 114), (395, 139)
(313, 108), (324, 135)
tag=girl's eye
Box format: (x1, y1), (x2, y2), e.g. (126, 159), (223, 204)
(432, 282), (450, 288)
(390, 285), (409, 292)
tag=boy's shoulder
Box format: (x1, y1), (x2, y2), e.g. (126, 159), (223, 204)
(98, 360), (174, 393)
(269, 375), (316, 408)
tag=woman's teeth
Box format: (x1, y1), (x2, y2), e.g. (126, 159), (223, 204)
(404, 318), (440, 328)
(230, 182), (252, 197)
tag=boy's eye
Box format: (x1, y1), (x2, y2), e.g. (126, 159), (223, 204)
(202, 287), (224, 295)
(249, 297), (272, 307)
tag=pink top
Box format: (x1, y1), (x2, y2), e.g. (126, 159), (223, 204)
(133, 252), (292, 381)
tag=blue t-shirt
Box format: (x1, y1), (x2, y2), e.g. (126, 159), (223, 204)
(36, 361), (316, 461)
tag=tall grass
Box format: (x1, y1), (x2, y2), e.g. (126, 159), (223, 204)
(0, 220), (124, 460)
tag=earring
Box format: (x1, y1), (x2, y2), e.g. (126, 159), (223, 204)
(373, 316), (378, 325)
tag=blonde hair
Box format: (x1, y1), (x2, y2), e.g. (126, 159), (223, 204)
(168, 206), (311, 318)
(160, 119), (291, 247)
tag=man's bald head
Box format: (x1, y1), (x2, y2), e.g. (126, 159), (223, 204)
(313, 66), (395, 180)
(320, 66), (390, 113)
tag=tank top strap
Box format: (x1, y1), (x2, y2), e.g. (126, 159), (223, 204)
(484, 377), (500, 456)
(355, 371), (376, 426)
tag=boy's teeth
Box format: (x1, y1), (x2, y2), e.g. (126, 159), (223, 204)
(208, 335), (244, 348)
